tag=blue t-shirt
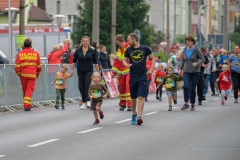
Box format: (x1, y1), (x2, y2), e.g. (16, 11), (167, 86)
(186, 46), (195, 59)
(220, 55), (228, 65)
(229, 55), (240, 72)
(124, 45), (152, 79)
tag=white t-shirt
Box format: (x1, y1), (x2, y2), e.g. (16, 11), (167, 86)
(170, 55), (181, 73)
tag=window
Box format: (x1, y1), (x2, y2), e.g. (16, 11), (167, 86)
(146, 15), (151, 23)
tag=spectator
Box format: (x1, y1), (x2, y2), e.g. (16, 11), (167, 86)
(92, 42), (102, 69)
(48, 40), (69, 64)
(168, 49), (177, 60)
(179, 36), (205, 111)
(61, 39), (72, 64)
(70, 36), (100, 109)
(99, 45), (112, 69)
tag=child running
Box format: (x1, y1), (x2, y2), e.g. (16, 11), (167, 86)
(216, 64), (231, 105)
(154, 64), (166, 101)
(51, 64), (70, 109)
(88, 72), (108, 125)
(157, 66), (182, 111)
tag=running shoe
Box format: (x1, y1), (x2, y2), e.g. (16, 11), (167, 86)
(234, 99), (238, 103)
(198, 101), (202, 105)
(168, 106), (172, 111)
(159, 97), (162, 101)
(174, 100), (177, 105)
(181, 103), (189, 110)
(131, 114), (137, 125)
(93, 119), (99, 125)
(224, 96), (227, 100)
(99, 111), (104, 119)
(137, 117), (143, 125)
(87, 101), (91, 108)
(191, 104), (195, 111)
(221, 101), (225, 105)
(55, 104), (59, 109)
(127, 107), (132, 111)
(24, 108), (30, 111)
(156, 96), (160, 100)
(119, 103), (126, 111)
(80, 103), (88, 110)
(62, 105), (65, 109)
(211, 93), (215, 96)
(215, 93), (219, 96)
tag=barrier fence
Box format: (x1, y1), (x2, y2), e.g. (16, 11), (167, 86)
(0, 64), (157, 112)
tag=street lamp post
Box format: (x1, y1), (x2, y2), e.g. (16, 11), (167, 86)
(53, 14), (66, 44)
(5, 6), (19, 64)
(197, 4), (208, 48)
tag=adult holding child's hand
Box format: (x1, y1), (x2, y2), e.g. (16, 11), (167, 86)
(70, 36), (100, 109)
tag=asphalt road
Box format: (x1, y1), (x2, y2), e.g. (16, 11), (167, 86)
(0, 90), (240, 160)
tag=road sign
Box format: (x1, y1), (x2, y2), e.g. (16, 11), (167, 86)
(15, 35), (27, 51)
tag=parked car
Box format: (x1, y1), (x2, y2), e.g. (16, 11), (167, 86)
(0, 50), (9, 64)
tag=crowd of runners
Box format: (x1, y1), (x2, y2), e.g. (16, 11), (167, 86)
(15, 34), (240, 125)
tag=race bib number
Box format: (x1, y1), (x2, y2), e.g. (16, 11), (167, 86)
(156, 76), (163, 83)
(165, 80), (175, 89)
(223, 59), (227, 63)
(91, 90), (102, 99)
(232, 61), (240, 69)
(56, 79), (63, 85)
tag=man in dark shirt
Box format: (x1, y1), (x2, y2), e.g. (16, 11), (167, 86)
(197, 47), (209, 105)
(123, 33), (155, 125)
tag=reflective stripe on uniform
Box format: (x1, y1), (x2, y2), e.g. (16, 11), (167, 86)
(23, 101), (31, 104)
(16, 72), (21, 75)
(24, 97), (31, 100)
(20, 73), (36, 78)
(21, 63), (37, 66)
(37, 64), (41, 68)
(120, 98), (127, 100)
(112, 67), (119, 72)
(15, 64), (21, 67)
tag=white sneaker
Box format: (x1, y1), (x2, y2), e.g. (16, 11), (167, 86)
(80, 103), (88, 110)
(87, 101), (91, 108)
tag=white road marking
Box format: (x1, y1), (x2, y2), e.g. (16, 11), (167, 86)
(144, 111), (158, 115)
(114, 118), (131, 124)
(212, 98), (220, 100)
(0, 155), (6, 158)
(202, 101), (209, 103)
(78, 127), (102, 133)
(27, 139), (60, 148)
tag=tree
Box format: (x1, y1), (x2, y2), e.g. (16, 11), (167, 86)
(72, 0), (152, 53)
(173, 34), (187, 44)
(230, 32), (240, 47)
(150, 29), (165, 47)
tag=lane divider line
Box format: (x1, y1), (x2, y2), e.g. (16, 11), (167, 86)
(144, 111), (158, 116)
(114, 118), (131, 124)
(0, 155), (6, 158)
(78, 127), (102, 133)
(27, 139), (60, 148)
(212, 98), (220, 100)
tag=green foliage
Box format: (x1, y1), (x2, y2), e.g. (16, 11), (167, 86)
(154, 51), (167, 63)
(230, 32), (240, 48)
(72, 0), (152, 53)
(150, 30), (165, 47)
(231, 41), (236, 52)
(173, 34), (187, 44)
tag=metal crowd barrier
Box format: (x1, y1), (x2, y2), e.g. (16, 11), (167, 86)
(0, 64), (81, 112)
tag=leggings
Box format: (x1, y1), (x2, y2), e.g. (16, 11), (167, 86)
(146, 79), (151, 97)
(221, 89), (230, 102)
(156, 84), (163, 98)
(77, 71), (93, 102)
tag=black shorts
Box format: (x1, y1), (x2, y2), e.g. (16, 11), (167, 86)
(90, 101), (102, 110)
(213, 71), (222, 82)
(129, 78), (147, 99)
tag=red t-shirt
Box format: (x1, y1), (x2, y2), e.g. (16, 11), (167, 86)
(146, 60), (152, 80)
(218, 71), (231, 90)
(154, 70), (166, 85)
